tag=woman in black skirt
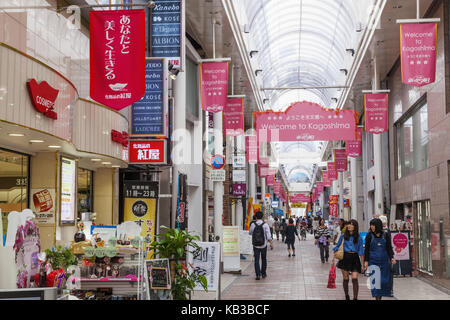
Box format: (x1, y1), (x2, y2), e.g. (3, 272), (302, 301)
(331, 219), (364, 300)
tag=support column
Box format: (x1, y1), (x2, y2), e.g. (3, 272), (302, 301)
(350, 157), (358, 220)
(372, 56), (383, 217)
(213, 112), (223, 240)
(249, 163), (256, 201)
(338, 172), (344, 219)
(235, 135), (244, 229)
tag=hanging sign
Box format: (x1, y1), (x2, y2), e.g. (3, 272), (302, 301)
(266, 175), (275, 186)
(232, 184), (246, 197)
(211, 170), (225, 182)
(111, 130), (129, 147)
(334, 149), (348, 172)
(90, 9), (146, 110)
(329, 195), (339, 217)
(364, 93), (388, 134)
(255, 101), (357, 142)
(322, 171), (332, 187)
(150, 0), (182, 69)
(232, 155), (246, 168)
(346, 127), (362, 158)
(400, 23), (437, 87)
(246, 135), (258, 164)
(290, 194), (311, 203)
(327, 162), (337, 181)
(224, 97), (244, 136)
(129, 140), (167, 164)
(26, 79), (59, 119)
(317, 182), (324, 196)
(391, 231), (410, 260)
(200, 62), (228, 113)
(130, 58), (168, 137)
(211, 154), (225, 169)
(232, 170), (246, 182)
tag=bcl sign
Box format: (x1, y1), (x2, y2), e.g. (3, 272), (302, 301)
(129, 140), (166, 164)
(26, 79), (59, 119)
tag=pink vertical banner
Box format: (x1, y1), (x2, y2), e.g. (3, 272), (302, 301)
(323, 171), (331, 187)
(327, 162), (337, 181)
(224, 97), (244, 136)
(346, 127), (362, 158)
(317, 182), (323, 195)
(200, 62), (228, 113)
(266, 175), (275, 186)
(334, 149), (348, 172)
(364, 93), (388, 134)
(400, 23), (437, 87)
(246, 136), (258, 164)
(274, 181), (281, 195)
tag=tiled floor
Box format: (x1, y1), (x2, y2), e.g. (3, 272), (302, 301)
(221, 232), (392, 300)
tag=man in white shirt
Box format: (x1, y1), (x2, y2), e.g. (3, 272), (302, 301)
(249, 211), (273, 280)
(267, 215), (275, 237)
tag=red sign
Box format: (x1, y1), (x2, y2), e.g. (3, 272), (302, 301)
(200, 62), (228, 113)
(90, 10), (146, 110)
(400, 23), (437, 87)
(364, 93), (388, 134)
(255, 101), (357, 142)
(178, 202), (186, 223)
(327, 162), (337, 181)
(111, 130), (129, 147)
(246, 135), (258, 164)
(334, 149), (348, 172)
(346, 127), (362, 158)
(224, 97), (244, 136)
(26, 79), (59, 119)
(329, 195), (339, 217)
(266, 175), (275, 186)
(129, 140), (166, 164)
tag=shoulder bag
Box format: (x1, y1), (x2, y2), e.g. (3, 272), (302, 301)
(335, 235), (344, 260)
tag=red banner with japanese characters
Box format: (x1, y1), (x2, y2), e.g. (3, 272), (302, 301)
(364, 93), (388, 134)
(329, 195), (339, 217)
(90, 9), (146, 110)
(200, 62), (228, 113)
(400, 23), (437, 87)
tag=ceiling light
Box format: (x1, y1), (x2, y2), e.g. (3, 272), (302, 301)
(346, 49), (355, 56)
(91, 158), (102, 162)
(8, 133), (24, 137)
(30, 140), (44, 143)
(255, 69), (263, 76)
(339, 69), (348, 76)
(48, 145), (61, 148)
(249, 50), (258, 58)
(112, 165), (121, 168)
(102, 162), (112, 165)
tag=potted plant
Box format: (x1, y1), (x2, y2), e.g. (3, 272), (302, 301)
(150, 226), (208, 300)
(44, 245), (78, 271)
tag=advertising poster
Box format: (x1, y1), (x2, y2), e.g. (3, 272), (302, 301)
(222, 226), (239, 257)
(364, 93), (388, 134)
(123, 181), (158, 259)
(90, 9), (146, 110)
(187, 242), (220, 291)
(400, 23), (437, 87)
(31, 189), (55, 224)
(60, 157), (76, 225)
(200, 62), (228, 113)
(244, 197), (253, 231)
(391, 231), (410, 261)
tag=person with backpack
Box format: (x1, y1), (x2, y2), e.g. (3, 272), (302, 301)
(364, 218), (396, 300)
(280, 218), (288, 242)
(249, 211), (273, 280)
(285, 218), (301, 257)
(273, 216), (281, 240)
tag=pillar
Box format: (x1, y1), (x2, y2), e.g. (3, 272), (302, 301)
(338, 171), (344, 219)
(350, 157), (358, 220)
(213, 111), (223, 240)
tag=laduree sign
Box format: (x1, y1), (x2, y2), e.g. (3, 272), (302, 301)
(90, 9), (146, 110)
(255, 101), (358, 142)
(200, 62), (228, 113)
(364, 93), (388, 134)
(400, 23), (437, 87)
(26, 79), (59, 119)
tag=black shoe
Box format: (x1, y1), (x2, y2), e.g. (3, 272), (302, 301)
(326, 259), (328, 262)
(292, 254), (295, 256)
(321, 260), (325, 263)
(255, 276), (260, 280)
(353, 298), (358, 300)
(288, 254), (291, 257)
(345, 295), (350, 300)
(262, 274), (267, 279)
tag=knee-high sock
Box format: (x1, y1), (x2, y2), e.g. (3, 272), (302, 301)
(352, 279), (359, 299)
(343, 279), (349, 296)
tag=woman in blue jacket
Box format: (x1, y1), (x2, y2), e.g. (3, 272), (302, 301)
(331, 219), (364, 300)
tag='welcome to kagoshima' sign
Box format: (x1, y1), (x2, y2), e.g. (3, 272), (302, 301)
(364, 93), (388, 134)
(254, 101), (358, 142)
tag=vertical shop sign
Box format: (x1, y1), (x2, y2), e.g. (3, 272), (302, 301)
(266, 175), (275, 186)
(176, 173), (188, 231)
(327, 162), (337, 181)
(346, 127), (362, 158)
(329, 195), (339, 217)
(150, 0), (182, 69)
(131, 58), (168, 137)
(90, 9), (146, 110)
(60, 157), (76, 225)
(187, 242), (220, 291)
(224, 97), (244, 136)
(364, 93), (388, 134)
(232, 184), (246, 197)
(400, 23), (437, 87)
(200, 62), (228, 113)
(334, 149), (348, 172)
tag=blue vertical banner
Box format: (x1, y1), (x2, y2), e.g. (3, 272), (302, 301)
(150, 0), (182, 69)
(130, 58), (168, 137)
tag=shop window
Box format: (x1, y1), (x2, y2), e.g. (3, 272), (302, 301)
(0, 149), (29, 237)
(186, 57), (199, 120)
(77, 168), (93, 218)
(395, 97), (428, 179)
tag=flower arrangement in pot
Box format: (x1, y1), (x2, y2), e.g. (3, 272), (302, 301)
(149, 226), (208, 300)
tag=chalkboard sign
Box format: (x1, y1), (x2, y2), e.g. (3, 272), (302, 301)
(150, 267), (169, 289)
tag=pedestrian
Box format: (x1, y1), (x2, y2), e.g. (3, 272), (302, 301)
(315, 218), (331, 263)
(285, 217), (301, 257)
(280, 218), (288, 242)
(333, 218), (345, 245)
(267, 215), (275, 237)
(307, 216), (313, 234)
(364, 218), (396, 300)
(331, 219), (364, 300)
(274, 216), (281, 240)
(312, 216), (319, 236)
(249, 211), (274, 280)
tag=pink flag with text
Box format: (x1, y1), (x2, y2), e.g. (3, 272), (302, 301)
(334, 149), (348, 172)
(364, 93), (388, 134)
(266, 175), (275, 186)
(224, 97), (244, 136)
(346, 127), (362, 158)
(317, 182), (323, 195)
(323, 171), (331, 187)
(400, 23), (437, 87)
(290, 194), (311, 203)
(200, 62), (228, 113)
(246, 136), (258, 164)
(327, 162), (337, 181)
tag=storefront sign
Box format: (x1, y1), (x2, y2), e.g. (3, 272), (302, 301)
(224, 97), (244, 136)
(131, 58), (168, 137)
(222, 226), (239, 256)
(290, 203), (306, 209)
(329, 195), (339, 217)
(111, 130), (129, 147)
(400, 23), (437, 87)
(391, 231), (410, 261)
(200, 62), (228, 113)
(129, 140), (167, 164)
(210, 169), (225, 182)
(150, 0), (182, 69)
(232, 155), (246, 168)
(31, 189), (55, 225)
(232, 170), (246, 182)
(334, 149), (348, 172)
(90, 9), (146, 110)
(255, 101), (357, 142)
(246, 135), (258, 164)
(187, 242), (220, 291)
(346, 127), (362, 158)
(364, 93), (388, 134)
(60, 157), (76, 225)
(26, 79), (59, 119)
(327, 162), (337, 181)
(232, 184), (246, 197)
(211, 154), (225, 169)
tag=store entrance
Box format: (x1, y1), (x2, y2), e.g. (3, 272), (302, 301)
(416, 200), (432, 274)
